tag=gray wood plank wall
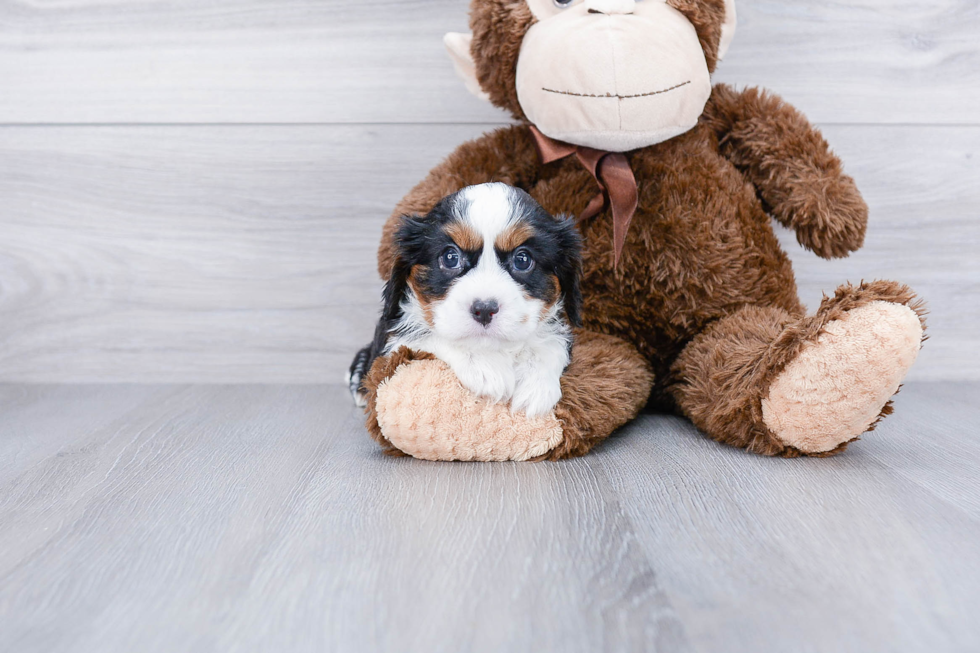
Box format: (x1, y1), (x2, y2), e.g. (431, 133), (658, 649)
(1, 1), (978, 383)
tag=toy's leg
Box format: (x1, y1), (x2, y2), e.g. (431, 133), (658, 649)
(542, 330), (654, 460)
(360, 346), (434, 457)
(359, 331), (653, 461)
(670, 281), (926, 457)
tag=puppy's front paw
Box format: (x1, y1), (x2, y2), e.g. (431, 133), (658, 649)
(347, 345), (372, 408)
(451, 358), (515, 405)
(510, 375), (562, 419)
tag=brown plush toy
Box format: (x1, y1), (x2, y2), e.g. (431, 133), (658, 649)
(354, 0), (926, 461)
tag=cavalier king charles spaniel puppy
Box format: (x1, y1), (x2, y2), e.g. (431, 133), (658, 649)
(349, 182), (582, 418)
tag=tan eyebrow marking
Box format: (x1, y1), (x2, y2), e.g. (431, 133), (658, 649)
(444, 222), (483, 252)
(495, 222), (535, 252)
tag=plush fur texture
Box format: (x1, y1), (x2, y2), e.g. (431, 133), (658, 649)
(360, 0), (925, 461)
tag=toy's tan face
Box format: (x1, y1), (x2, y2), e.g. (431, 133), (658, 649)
(446, 0), (735, 153)
(519, 0), (710, 151)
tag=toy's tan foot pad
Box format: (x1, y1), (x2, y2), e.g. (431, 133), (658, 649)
(762, 301), (923, 454)
(375, 358), (564, 462)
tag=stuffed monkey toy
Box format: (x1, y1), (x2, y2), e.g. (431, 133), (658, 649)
(353, 0), (926, 462)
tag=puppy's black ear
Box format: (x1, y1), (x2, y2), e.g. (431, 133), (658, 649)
(394, 215), (431, 263)
(555, 215), (584, 328)
(367, 213), (424, 359)
(380, 259), (411, 325)
(370, 249), (412, 357)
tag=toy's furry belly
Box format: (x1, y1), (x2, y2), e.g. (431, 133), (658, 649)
(528, 132), (803, 384)
(576, 192), (804, 382)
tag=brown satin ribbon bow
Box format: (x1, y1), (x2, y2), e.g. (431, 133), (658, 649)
(529, 125), (638, 268)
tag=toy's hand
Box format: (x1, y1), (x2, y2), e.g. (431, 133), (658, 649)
(361, 347), (563, 462)
(360, 332), (654, 462)
(705, 84), (868, 260)
(778, 169), (868, 260)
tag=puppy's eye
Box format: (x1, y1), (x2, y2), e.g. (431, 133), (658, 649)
(553, 0), (575, 7)
(512, 249), (534, 272)
(440, 247), (462, 270)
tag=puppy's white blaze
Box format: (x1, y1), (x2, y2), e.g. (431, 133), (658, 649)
(457, 182), (518, 244)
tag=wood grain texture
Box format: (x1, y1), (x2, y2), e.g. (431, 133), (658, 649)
(0, 0), (977, 125)
(0, 384), (690, 653)
(1, 124), (977, 382)
(0, 382), (977, 653)
(594, 381), (980, 653)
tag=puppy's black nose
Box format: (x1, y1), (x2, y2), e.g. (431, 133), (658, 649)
(470, 299), (499, 327)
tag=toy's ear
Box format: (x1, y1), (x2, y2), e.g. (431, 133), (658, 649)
(444, 32), (491, 102)
(718, 0), (737, 62)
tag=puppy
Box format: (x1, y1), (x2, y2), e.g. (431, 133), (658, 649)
(348, 183), (582, 418)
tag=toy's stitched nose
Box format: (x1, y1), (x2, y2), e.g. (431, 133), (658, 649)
(470, 300), (499, 327)
(585, 0), (635, 15)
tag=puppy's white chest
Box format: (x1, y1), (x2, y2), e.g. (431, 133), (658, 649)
(419, 336), (568, 419)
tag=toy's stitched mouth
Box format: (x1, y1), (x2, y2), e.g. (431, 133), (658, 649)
(541, 80), (691, 99)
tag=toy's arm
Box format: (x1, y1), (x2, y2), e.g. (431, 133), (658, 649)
(360, 331), (654, 462)
(703, 84), (868, 259)
(377, 125), (541, 279)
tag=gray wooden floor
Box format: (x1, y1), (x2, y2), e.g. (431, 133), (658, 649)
(1, 382), (978, 653)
